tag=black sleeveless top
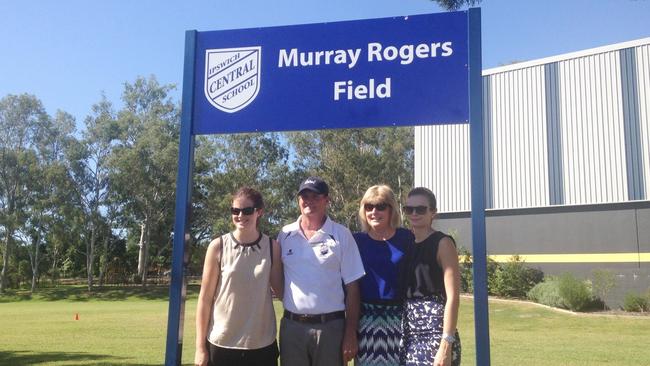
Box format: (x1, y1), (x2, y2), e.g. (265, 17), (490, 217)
(400, 231), (455, 299)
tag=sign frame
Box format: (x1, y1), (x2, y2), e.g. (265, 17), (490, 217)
(164, 8), (490, 366)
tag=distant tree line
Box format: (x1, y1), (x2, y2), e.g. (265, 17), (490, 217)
(0, 75), (414, 293)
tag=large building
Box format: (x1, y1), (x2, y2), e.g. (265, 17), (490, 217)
(415, 37), (650, 307)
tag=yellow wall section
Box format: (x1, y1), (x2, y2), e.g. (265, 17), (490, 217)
(462, 253), (650, 263)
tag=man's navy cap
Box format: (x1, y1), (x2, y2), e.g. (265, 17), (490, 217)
(298, 176), (329, 195)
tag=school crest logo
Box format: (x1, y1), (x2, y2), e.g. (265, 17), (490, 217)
(204, 47), (261, 113)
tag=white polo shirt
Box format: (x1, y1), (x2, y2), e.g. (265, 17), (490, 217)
(278, 216), (365, 314)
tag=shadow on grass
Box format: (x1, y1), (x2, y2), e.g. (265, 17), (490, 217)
(0, 350), (153, 365)
(0, 284), (201, 303)
(0, 291), (33, 303)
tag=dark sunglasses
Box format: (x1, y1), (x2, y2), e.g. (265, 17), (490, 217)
(364, 203), (389, 212)
(230, 206), (257, 216)
(403, 205), (429, 215)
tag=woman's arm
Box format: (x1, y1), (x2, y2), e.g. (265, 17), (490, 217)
(194, 237), (222, 366)
(434, 236), (461, 366)
(270, 239), (284, 299)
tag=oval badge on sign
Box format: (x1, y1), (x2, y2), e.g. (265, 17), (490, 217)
(204, 47), (261, 113)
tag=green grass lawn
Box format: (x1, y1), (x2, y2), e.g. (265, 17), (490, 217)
(1, 286), (649, 365)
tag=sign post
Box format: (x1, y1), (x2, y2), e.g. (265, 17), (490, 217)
(165, 9), (489, 365)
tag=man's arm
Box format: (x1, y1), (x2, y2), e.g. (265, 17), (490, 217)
(341, 280), (360, 363)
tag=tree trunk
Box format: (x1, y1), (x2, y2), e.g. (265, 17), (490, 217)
(137, 222), (146, 277)
(50, 245), (59, 285)
(30, 246), (39, 293)
(0, 227), (13, 293)
(140, 218), (151, 287)
(87, 221), (96, 292)
(98, 233), (109, 287)
(397, 175), (404, 220)
(30, 233), (40, 293)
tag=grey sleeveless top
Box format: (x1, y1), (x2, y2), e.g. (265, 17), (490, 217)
(208, 232), (276, 349)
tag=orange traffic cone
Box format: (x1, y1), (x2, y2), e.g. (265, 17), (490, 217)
(75, 313), (79, 320)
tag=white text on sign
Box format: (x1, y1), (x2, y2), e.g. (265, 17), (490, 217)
(334, 78), (391, 101)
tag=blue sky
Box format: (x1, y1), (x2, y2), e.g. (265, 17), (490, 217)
(1, 0), (649, 128)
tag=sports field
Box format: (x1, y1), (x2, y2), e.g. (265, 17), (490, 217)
(1, 285), (648, 365)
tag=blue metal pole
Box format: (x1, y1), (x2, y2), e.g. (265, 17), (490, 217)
(468, 8), (491, 366)
(165, 30), (197, 366)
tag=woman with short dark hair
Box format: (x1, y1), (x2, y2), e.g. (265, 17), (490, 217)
(400, 187), (461, 366)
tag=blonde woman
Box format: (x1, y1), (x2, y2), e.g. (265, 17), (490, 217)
(195, 187), (282, 366)
(353, 185), (414, 366)
(400, 187), (461, 366)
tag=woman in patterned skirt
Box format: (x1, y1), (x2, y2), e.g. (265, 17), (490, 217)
(400, 187), (461, 366)
(354, 185), (414, 366)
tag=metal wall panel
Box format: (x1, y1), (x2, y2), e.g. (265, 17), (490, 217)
(558, 51), (628, 205)
(414, 124), (470, 212)
(620, 47), (645, 201)
(637, 44), (650, 200)
(415, 39), (650, 212)
(488, 66), (549, 209)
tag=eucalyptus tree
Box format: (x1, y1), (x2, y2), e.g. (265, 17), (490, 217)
(433, 0), (482, 10)
(191, 132), (292, 244)
(20, 110), (76, 292)
(0, 94), (50, 292)
(109, 76), (179, 286)
(65, 96), (119, 291)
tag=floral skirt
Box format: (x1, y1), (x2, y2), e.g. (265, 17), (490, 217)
(399, 295), (461, 366)
(356, 302), (403, 366)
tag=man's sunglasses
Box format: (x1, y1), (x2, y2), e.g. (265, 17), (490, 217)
(230, 206), (257, 216)
(364, 203), (389, 212)
(403, 205), (429, 215)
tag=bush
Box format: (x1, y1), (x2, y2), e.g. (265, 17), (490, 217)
(591, 269), (616, 309)
(458, 246), (473, 293)
(622, 293), (649, 312)
(558, 273), (593, 311)
(490, 255), (544, 298)
(457, 246), (499, 294)
(528, 277), (564, 308)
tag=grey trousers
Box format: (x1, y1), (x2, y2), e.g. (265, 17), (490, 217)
(279, 317), (344, 366)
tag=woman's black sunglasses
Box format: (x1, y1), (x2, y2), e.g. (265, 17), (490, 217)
(230, 206), (257, 215)
(403, 205), (429, 215)
(364, 203), (389, 212)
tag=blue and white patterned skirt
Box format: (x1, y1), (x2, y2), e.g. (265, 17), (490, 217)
(356, 302), (403, 366)
(400, 295), (461, 366)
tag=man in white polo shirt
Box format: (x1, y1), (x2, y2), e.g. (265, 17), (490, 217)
(278, 176), (365, 366)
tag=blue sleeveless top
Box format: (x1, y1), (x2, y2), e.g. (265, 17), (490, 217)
(353, 227), (414, 302)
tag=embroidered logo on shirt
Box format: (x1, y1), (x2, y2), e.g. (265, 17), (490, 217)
(319, 243), (329, 256)
(287, 249), (294, 256)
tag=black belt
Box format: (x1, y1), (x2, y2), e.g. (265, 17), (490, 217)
(283, 310), (345, 324)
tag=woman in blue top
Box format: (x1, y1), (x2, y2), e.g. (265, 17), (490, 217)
(354, 185), (413, 366)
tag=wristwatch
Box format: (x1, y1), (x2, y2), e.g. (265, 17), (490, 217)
(441, 333), (456, 344)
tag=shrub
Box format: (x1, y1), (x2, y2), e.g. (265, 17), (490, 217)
(591, 269), (616, 309)
(457, 245), (473, 293)
(457, 246), (499, 294)
(528, 277), (564, 308)
(558, 273), (592, 311)
(490, 255), (544, 298)
(623, 293), (649, 312)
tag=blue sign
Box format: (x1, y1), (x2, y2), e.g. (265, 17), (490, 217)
(168, 9), (490, 366)
(193, 12), (469, 134)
